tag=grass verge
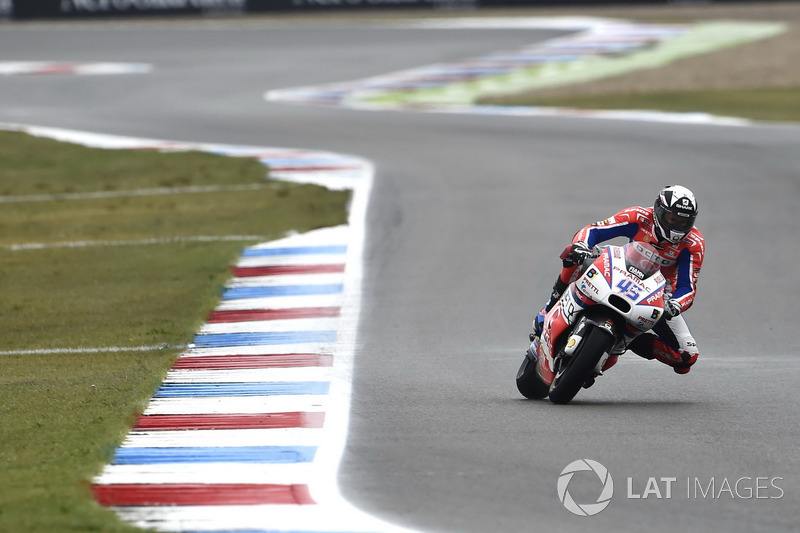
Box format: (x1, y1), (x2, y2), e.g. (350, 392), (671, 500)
(480, 86), (800, 123)
(0, 130), (350, 532)
(474, 7), (800, 124)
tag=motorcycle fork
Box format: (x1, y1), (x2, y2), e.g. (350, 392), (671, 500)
(554, 314), (616, 379)
(551, 318), (586, 375)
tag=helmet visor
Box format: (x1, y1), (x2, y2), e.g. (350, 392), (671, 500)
(656, 204), (695, 234)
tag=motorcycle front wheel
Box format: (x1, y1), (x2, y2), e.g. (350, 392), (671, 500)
(548, 325), (614, 405)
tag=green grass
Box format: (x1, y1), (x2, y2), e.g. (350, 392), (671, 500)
(481, 86), (800, 123)
(0, 130), (350, 532)
(1, 244), (245, 351)
(0, 350), (176, 533)
(1, 184), (345, 246)
(0, 131), (264, 194)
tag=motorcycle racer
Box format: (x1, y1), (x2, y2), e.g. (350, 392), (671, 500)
(532, 185), (704, 374)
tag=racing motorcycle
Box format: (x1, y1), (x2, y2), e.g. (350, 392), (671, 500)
(516, 241), (667, 404)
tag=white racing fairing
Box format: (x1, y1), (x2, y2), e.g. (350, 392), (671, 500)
(518, 241), (669, 403)
(564, 242), (667, 353)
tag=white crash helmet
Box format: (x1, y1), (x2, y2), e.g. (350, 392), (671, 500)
(653, 185), (698, 243)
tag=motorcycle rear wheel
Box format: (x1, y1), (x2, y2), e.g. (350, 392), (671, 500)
(548, 325), (614, 405)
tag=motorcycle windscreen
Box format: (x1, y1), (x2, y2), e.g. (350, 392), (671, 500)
(624, 242), (663, 278)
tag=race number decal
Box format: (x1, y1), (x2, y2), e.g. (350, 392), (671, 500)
(616, 279), (641, 300)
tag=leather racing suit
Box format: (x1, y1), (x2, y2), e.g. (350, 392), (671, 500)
(557, 206), (705, 374)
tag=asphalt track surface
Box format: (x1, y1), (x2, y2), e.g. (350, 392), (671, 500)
(2, 17), (800, 533)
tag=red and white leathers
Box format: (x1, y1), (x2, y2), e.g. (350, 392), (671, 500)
(558, 206), (705, 374)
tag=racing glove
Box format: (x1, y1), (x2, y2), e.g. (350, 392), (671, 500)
(664, 299), (682, 320)
(560, 241), (592, 267)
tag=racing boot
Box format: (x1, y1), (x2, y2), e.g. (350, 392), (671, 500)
(532, 277), (569, 338)
(629, 334), (697, 374)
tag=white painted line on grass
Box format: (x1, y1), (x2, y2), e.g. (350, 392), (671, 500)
(0, 344), (186, 356)
(5, 235), (266, 251)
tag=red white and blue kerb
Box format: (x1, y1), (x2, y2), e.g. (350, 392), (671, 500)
(45, 131), (419, 533)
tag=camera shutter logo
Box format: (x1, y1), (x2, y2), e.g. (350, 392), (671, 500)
(557, 459), (614, 516)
